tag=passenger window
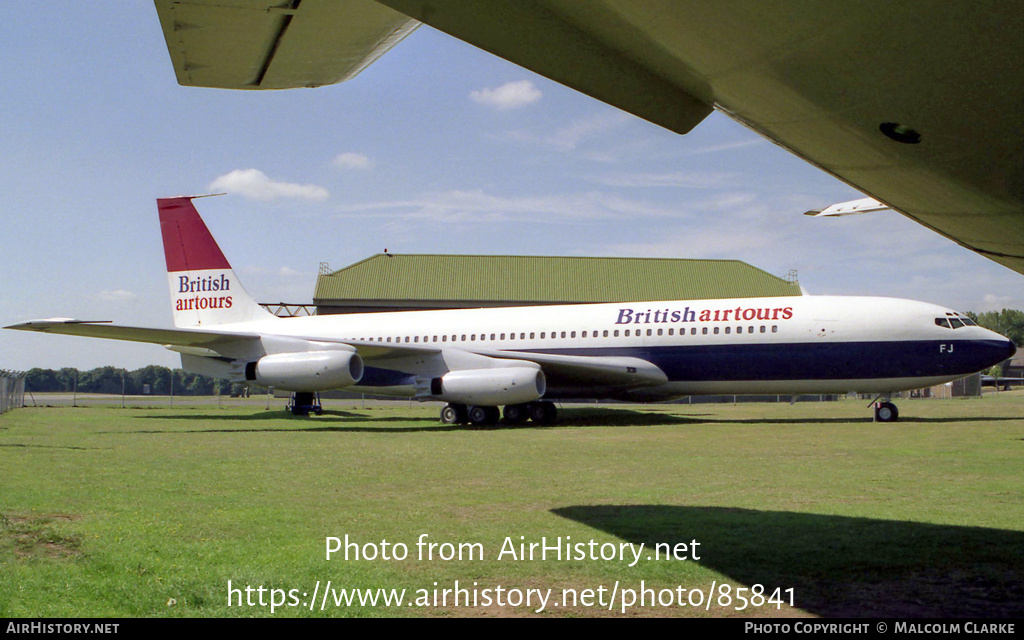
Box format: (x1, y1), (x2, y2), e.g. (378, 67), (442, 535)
(603, 330), (609, 337)
(714, 327), (720, 335)
(725, 327), (731, 334)
(614, 330), (619, 337)
(772, 326), (778, 333)
(702, 327), (708, 335)
(625, 329), (631, 337)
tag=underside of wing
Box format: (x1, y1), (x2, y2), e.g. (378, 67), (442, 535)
(154, 0), (418, 89)
(373, 0), (1024, 272)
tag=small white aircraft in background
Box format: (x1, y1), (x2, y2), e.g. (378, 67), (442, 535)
(6, 197), (1015, 425)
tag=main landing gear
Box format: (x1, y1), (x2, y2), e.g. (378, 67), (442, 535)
(871, 394), (899, 422)
(288, 392), (323, 416)
(440, 401), (557, 427)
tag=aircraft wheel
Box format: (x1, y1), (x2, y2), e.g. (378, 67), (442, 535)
(527, 401), (557, 424)
(874, 401), (899, 422)
(468, 405), (500, 427)
(503, 403), (529, 425)
(440, 403), (467, 425)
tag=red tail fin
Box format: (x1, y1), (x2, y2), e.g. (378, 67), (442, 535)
(159, 197), (231, 272)
(157, 197), (273, 327)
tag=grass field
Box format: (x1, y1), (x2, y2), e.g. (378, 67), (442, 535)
(1, 393), (1021, 617)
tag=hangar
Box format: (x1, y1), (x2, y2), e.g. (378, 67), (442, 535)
(308, 254), (802, 315)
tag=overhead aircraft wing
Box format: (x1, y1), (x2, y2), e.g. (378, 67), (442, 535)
(5, 318), (260, 348)
(153, 0), (418, 89)
(154, 1), (1024, 273)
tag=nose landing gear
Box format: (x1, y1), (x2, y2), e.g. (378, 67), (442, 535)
(870, 394), (899, 422)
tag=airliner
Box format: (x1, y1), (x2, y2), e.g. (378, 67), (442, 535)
(6, 197), (1015, 425)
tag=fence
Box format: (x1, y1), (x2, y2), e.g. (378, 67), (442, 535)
(1, 370), (27, 414)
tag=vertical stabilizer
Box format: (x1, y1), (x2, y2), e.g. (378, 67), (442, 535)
(158, 197), (274, 327)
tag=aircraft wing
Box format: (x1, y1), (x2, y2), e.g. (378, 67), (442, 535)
(474, 348), (667, 390)
(154, 1), (1024, 273)
(5, 319), (261, 347)
(301, 339), (668, 391)
(5, 319), (666, 390)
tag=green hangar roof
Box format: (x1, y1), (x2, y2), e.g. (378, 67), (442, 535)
(313, 254), (801, 313)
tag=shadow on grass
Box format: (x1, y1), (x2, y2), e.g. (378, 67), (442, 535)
(125, 406), (1020, 432)
(131, 410), (534, 434)
(551, 505), (1024, 617)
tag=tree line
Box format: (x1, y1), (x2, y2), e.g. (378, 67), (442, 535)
(965, 309), (1024, 347)
(23, 366), (257, 396)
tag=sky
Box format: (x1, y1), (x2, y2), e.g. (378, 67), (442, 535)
(1, 3), (1020, 372)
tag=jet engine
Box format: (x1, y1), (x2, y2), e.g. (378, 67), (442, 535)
(245, 351), (364, 391)
(430, 367), (546, 406)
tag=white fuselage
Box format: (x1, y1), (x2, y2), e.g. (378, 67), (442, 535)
(180, 294), (1014, 400)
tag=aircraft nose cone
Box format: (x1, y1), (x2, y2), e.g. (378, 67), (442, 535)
(997, 338), (1017, 362)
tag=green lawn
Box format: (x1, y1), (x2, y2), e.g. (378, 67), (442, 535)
(1, 394), (1021, 617)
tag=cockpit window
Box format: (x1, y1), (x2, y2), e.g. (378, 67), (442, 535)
(935, 318), (951, 329)
(961, 317), (977, 326)
(949, 318), (964, 329)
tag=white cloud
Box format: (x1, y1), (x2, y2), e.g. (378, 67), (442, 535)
(337, 189), (681, 224)
(332, 152), (374, 170)
(596, 170), (741, 189)
(209, 169), (328, 201)
(96, 289), (138, 302)
(488, 112), (632, 155)
(983, 293), (1015, 306)
(470, 80), (542, 110)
